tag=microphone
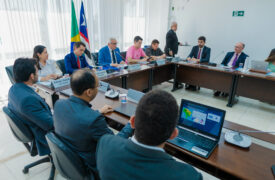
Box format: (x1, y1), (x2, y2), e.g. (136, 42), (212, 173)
(224, 130), (275, 148)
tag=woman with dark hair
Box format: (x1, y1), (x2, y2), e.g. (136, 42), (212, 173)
(265, 48), (275, 72)
(33, 45), (62, 81)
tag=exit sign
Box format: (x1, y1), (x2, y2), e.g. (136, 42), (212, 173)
(232, 11), (244, 17)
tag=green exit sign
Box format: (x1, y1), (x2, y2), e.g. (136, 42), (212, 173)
(233, 11), (244, 17)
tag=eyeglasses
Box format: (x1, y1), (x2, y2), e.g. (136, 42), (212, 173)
(111, 43), (117, 45)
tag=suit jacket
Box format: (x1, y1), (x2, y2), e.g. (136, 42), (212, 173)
(53, 96), (133, 170)
(98, 46), (122, 66)
(164, 29), (180, 56)
(221, 52), (248, 68)
(64, 52), (92, 74)
(8, 83), (53, 156)
(188, 45), (211, 63)
(96, 135), (202, 180)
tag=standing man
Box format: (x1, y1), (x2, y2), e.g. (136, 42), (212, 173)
(98, 38), (125, 67)
(214, 42), (248, 97)
(164, 21), (183, 57)
(186, 36), (211, 91)
(64, 42), (93, 74)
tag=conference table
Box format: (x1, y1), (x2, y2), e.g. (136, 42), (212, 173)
(35, 60), (275, 179)
(35, 82), (275, 180)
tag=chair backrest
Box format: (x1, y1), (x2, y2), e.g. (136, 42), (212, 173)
(91, 53), (99, 66)
(2, 106), (34, 143)
(120, 51), (126, 61)
(5, 65), (15, 84)
(56, 59), (66, 75)
(46, 132), (93, 180)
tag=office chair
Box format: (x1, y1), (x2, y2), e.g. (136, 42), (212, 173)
(56, 59), (66, 75)
(5, 65), (15, 84)
(2, 106), (55, 180)
(46, 132), (97, 180)
(91, 52), (99, 66)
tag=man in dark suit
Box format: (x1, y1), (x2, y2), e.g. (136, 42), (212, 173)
(8, 58), (53, 156)
(187, 36), (211, 63)
(64, 41), (93, 74)
(186, 36), (211, 91)
(96, 90), (202, 180)
(164, 21), (183, 57)
(53, 69), (133, 171)
(214, 42), (248, 97)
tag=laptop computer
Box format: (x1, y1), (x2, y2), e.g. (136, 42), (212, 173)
(168, 99), (226, 158)
(249, 60), (268, 73)
(114, 89), (144, 117)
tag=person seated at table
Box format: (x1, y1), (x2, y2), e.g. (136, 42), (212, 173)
(265, 48), (275, 72)
(98, 38), (125, 67)
(214, 42), (248, 97)
(126, 36), (149, 64)
(186, 36), (211, 91)
(53, 69), (133, 172)
(8, 58), (53, 156)
(96, 90), (202, 180)
(64, 42), (93, 74)
(145, 39), (166, 60)
(33, 45), (63, 82)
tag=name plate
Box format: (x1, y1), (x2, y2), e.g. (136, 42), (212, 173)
(95, 70), (108, 78)
(128, 64), (141, 71)
(156, 59), (166, 66)
(172, 57), (181, 62)
(51, 77), (70, 89)
(98, 81), (110, 92)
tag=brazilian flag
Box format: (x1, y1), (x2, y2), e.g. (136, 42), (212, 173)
(70, 0), (80, 52)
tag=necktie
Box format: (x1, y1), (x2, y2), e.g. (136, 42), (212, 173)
(77, 56), (81, 69)
(197, 48), (202, 59)
(111, 50), (117, 64)
(232, 54), (239, 67)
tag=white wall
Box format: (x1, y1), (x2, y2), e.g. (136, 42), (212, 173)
(169, 0), (275, 63)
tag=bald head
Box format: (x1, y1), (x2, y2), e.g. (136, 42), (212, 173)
(234, 42), (245, 54)
(171, 21), (178, 31)
(70, 69), (98, 96)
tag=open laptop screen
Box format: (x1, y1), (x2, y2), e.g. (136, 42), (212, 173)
(178, 99), (225, 139)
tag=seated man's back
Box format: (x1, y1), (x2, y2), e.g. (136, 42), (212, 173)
(54, 69), (133, 170)
(97, 135), (202, 180)
(8, 58), (53, 156)
(96, 90), (202, 180)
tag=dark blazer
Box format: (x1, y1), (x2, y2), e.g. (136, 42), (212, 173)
(96, 135), (202, 180)
(53, 96), (133, 170)
(98, 46), (122, 66)
(221, 52), (248, 68)
(64, 52), (92, 74)
(8, 83), (53, 156)
(164, 29), (180, 56)
(188, 45), (211, 63)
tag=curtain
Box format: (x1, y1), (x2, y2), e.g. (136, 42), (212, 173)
(0, 0), (169, 99)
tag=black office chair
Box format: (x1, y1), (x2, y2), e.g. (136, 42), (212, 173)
(2, 106), (55, 180)
(5, 65), (15, 84)
(120, 51), (127, 61)
(46, 132), (96, 180)
(56, 59), (66, 75)
(91, 52), (99, 66)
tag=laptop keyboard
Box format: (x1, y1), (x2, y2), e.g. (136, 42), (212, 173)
(178, 129), (216, 149)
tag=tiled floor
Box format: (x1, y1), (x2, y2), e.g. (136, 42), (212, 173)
(0, 82), (274, 180)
